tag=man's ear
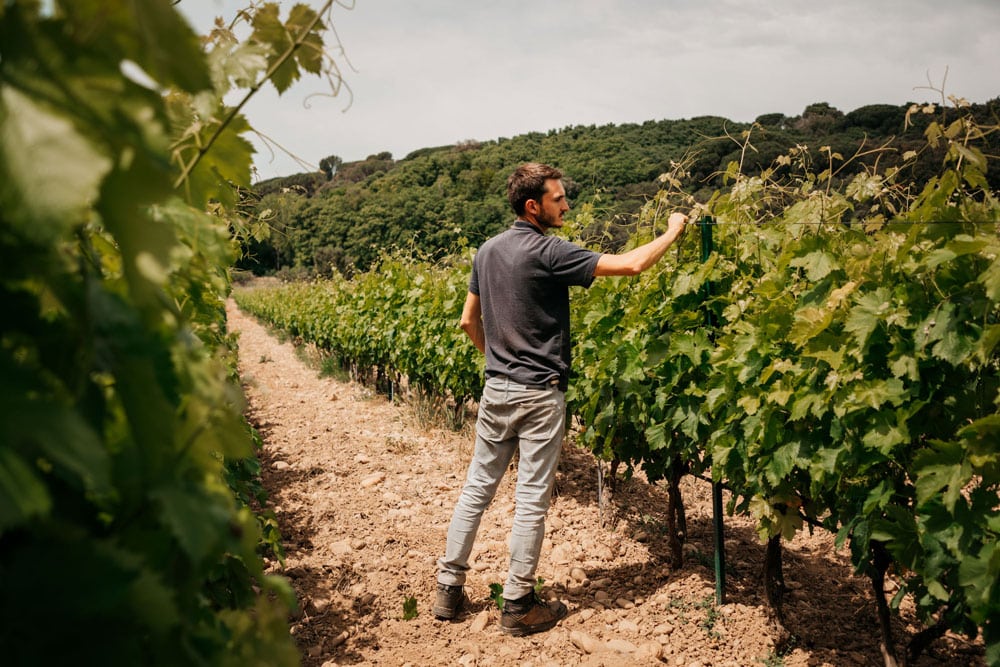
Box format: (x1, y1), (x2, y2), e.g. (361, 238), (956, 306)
(524, 198), (540, 215)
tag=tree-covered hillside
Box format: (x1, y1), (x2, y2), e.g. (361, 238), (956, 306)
(238, 99), (999, 277)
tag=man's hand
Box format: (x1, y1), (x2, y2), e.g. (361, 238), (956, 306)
(594, 210), (692, 277)
(666, 211), (688, 235)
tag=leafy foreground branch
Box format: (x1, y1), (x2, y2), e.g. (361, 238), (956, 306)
(0, 1), (348, 664)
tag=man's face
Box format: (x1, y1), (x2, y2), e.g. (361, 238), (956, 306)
(534, 178), (570, 229)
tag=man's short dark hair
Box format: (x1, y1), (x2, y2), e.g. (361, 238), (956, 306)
(507, 163), (563, 216)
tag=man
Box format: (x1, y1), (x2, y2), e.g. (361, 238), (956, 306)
(434, 162), (688, 636)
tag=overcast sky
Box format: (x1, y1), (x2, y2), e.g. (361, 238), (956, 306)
(178, 0), (999, 180)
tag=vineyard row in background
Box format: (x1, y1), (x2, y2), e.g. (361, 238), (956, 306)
(235, 104), (1000, 667)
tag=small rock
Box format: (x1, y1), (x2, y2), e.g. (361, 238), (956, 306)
(330, 540), (352, 555)
(469, 609), (490, 633)
(361, 472), (386, 488)
(570, 567), (588, 583)
(273, 460), (291, 470)
(607, 638), (637, 654)
(618, 619), (639, 634)
(636, 642), (663, 661)
(569, 631), (604, 654)
(595, 546), (614, 561)
(306, 597), (330, 614)
(615, 597), (635, 609)
(549, 544), (572, 564)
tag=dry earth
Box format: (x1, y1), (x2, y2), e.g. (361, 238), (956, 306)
(227, 300), (985, 667)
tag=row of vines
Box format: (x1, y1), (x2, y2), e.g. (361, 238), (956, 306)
(237, 102), (999, 666)
(1, 2), (347, 665)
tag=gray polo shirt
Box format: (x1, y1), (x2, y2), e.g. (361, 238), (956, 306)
(469, 220), (601, 391)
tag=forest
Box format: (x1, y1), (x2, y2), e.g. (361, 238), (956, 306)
(238, 98), (1000, 277)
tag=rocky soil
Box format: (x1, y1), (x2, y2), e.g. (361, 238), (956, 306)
(227, 300), (984, 667)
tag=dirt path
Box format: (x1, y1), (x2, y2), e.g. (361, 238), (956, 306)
(227, 300), (984, 667)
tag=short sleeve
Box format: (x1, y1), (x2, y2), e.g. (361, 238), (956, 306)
(468, 253), (481, 295)
(545, 238), (601, 288)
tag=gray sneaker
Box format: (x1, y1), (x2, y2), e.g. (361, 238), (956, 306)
(499, 595), (568, 636)
(433, 583), (467, 620)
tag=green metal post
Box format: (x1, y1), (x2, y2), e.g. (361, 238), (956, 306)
(699, 216), (726, 606)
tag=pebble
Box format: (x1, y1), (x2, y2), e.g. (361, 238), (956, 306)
(330, 540), (352, 555)
(636, 642), (662, 661)
(361, 472), (386, 488)
(549, 544), (572, 564)
(618, 619), (639, 634)
(469, 609), (491, 633)
(607, 639), (637, 654)
(569, 631), (604, 654)
(570, 567), (587, 583)
(273, 460), (291, 470)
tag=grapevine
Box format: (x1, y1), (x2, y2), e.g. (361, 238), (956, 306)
(239, 99), (999, 665)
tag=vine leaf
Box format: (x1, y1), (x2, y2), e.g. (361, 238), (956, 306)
(913, 442), (970, 512)
(0, 449), (52, 532)
(789, 250), (838, 282)
(0, 87), (112, 239)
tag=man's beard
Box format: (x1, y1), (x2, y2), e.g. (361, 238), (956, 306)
(537, 209), (561, 229)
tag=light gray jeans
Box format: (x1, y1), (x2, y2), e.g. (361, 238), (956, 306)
(437, 376), (566, 600)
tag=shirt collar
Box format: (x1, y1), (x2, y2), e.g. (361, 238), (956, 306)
(513, 219), (544, 234)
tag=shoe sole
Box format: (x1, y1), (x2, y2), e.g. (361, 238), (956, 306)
(433, 607), (458, 620)
(499, 607), (567, 636)
(499, 618), (560, 636)
(433, 599), (466, 620)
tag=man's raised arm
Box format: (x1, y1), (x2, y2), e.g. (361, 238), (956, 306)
(594, 212), (689, 277)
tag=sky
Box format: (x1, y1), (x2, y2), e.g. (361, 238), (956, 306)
(178, 0), (1000, 180)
